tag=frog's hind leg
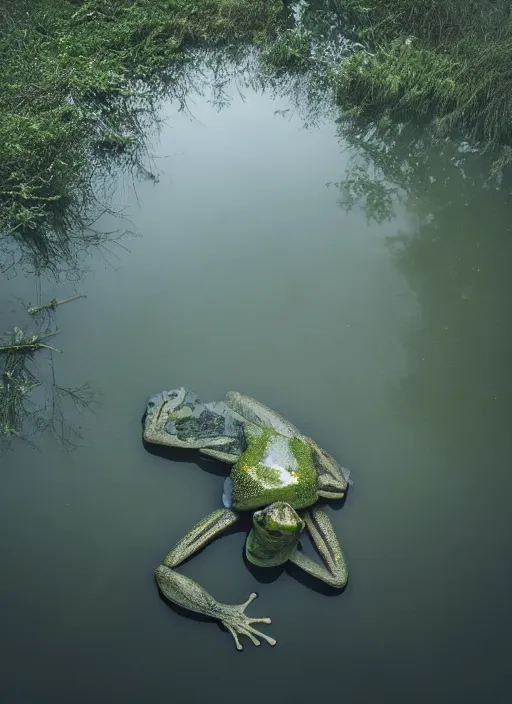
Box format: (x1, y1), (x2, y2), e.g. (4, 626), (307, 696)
(288, 506), (348, 588)
(143, 387), (246, 457)
(224, 391), (301, 438)
(155, 508), (276, 650)
(161, 508), (240, 567)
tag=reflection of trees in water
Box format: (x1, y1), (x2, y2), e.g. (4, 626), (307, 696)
(0, 54), (196, 279)
(171, 46), (337, 127)
(1, 45), (336, 280)
(0, 98), (150, 280)
(331, 119), (503, 223)
(391, 188), (512, 471)
(0, 298), (95, 454)
(333, 119), (512, 470)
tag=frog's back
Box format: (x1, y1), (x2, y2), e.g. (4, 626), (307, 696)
(226, 430), (318, 511)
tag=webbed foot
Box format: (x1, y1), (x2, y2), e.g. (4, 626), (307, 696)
(219, 592), (276, 651)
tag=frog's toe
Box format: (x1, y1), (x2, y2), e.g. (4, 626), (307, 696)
(244, 623), (277, 647)
(238, 627), (261, 647)
(224, 624), (245, 651)
(220, 593), (276, 650)
(240, 591), (258, 610)
(224, 621), (276, 651)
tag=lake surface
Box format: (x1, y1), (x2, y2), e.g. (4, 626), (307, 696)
(1, 60), (511, 703)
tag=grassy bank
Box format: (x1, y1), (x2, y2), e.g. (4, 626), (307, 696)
(332, 0), (512, 159)
(0, 0), (284, 274)
(3, 0), (512, 275)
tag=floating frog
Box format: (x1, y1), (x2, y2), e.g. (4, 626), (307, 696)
(143, 387), (352, 650)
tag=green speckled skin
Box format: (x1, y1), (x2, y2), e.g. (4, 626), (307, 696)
(246, 502), (305, 567)
(144, 389), (351, 651)
(230, 429), (318, 511)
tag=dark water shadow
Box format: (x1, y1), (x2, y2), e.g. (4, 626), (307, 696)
(142, 438), (231, 478)
(285, 563), (346, 596)
(322, 494), (348, 511)
(243, 552), (285, 584)
(285, 556), (347, 596)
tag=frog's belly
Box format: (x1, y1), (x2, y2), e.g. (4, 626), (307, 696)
(229, 434), (318, 511)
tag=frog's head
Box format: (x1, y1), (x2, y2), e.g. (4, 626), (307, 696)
(253, 502), (305, 543)
(246, 502), (305, 568)
(144, 388), (243, 452)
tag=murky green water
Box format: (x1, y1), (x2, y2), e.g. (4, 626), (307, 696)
(1, 63), (511, 703)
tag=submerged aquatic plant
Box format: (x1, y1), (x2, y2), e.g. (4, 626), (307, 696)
(0, 297), (95, 454)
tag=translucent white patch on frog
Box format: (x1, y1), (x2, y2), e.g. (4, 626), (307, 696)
(341, 466), (354, 486)
(222, 477), (233, 508)
(171, 406), (193, 420)
(146, 389), (183, 421)
(165, 420), (178, 436)
(257, 434), (299, 487)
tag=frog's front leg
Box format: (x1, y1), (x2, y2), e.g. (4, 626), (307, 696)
(155, 508), (276, 650)
(224, 391), (302, 437)
(288, 506), (348, 588)
(199, 448), (240, 464)
(309, 439), (353, 500)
